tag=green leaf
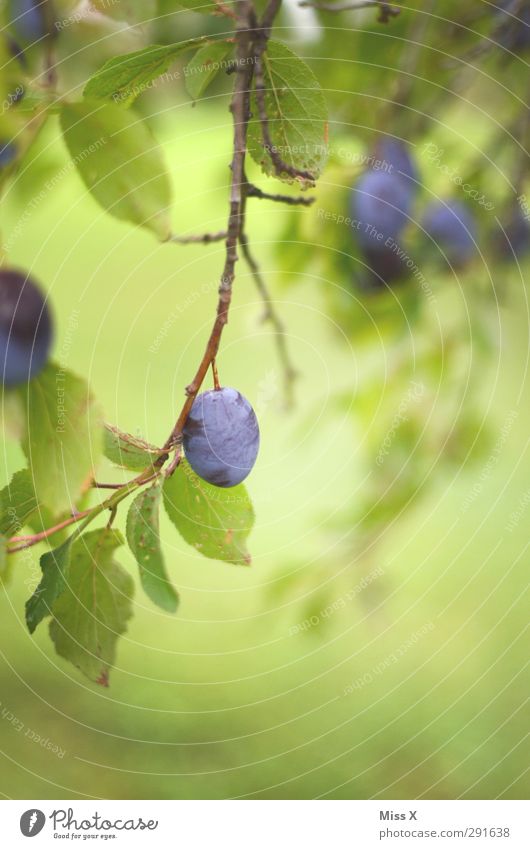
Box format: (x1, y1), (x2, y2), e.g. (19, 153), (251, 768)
(25, 538), (73, 634)
(60, 102), (172, 240)
(184, 42), (232, 100)
(90, 0), (158, 24)
(17, 363), (103, 515)
(163, 460), (255, 565)
(104, 424), (164, 471)
(49, 529), (134, 686)
(126, 483), (179, 612)
(177, 0), (228, 15)
(0, 469), (39, 538)
(247, 41), (328, 186)
(83, 40), (211, 106)
(0, 536), (7, 578)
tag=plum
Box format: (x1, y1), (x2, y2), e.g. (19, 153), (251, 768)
(352, 169), (413, 250)
(0, 269), (53, 386)
(183, 387), (260, 488)
(494, 206), (530, 260)
(6, 0), (47, 45)
(361, 244), (409, 290)
(0, 141), (17, 168)
(492, 0), (530, 52)
(372, 137), (419, 190)
(421, 200), (477, 266)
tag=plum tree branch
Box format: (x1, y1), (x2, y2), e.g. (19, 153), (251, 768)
(7, 509), (94, 552)
(160, 0), (258, 454)
(239, 230), (298, 407)
(169, 231), (228, 244)
(246, 183), (315, 205)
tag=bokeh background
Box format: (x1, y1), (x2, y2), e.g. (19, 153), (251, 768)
(0, 0), (528, 799)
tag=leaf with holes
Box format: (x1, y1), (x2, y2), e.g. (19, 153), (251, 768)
(247, 41), (328, 187)
(104, 424), (164, 471)
(126, 483), (179, 612)
(163, 460), (254, 565)
(49, 529), (134, 686)
(25, 538), (74, 634)
(0, 469), (39, 538)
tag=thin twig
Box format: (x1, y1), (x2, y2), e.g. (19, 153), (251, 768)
(7, 508), (94, 552)
(169, 231), (228, 244)
(246, 183), (315, 205)
(239, 230), (298, 408)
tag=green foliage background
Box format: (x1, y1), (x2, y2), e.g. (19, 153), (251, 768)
(0, 0), (528, 799)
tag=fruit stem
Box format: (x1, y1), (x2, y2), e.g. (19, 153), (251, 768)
(212, 359), (221, 390)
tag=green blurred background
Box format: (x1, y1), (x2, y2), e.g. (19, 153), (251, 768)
(0, 0), (528, 800)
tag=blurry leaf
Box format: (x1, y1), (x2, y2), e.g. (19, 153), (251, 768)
(184, 41), (232, 100)
(25, 538), (73, 634)
(17, 363), (102, 515)
(49, 529), (134, 686)
(126, 483), (179, 612)
(0, 389), (26, 440)
(83, 40), (211, 106)
(247, 41), (328, 186)
(0, 535), (6, 577)
(0, 469), (39, 538)
(60, 102), (172, 240)
(104, 424), (164, 471)
(266, 564), (310, 603)
(90, 0), (158, 23)
(163, 459), (254, 565)
(14, 90), (59, 114)
(445, 414), (491, 466)
(25, 504), (72, 548)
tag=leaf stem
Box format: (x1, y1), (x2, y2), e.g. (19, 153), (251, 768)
(8, 509), (94, 552)
(8, 468), (159, 554)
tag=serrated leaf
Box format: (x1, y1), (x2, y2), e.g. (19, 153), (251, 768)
(104, 424), (164, 471)
(83, 39), (211, 106)
(163, 459), (255, 565)
(177, 0), (229, 14)
(126, 483), (179, 612)
(0, 535), (7, 577)
(60, 102), (172, 240)
(0, 469), (39, 538)
(247, 41), (328, 186)
(25, 538), (73, 634)
(184, 42), (232, 100)
(17, 363), (102, 515)
(49, 529), (134, 686)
